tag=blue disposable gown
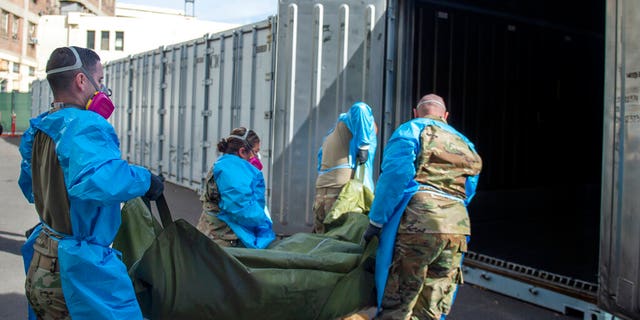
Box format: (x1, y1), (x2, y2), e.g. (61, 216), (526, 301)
(317, 102), (378, 191)
(18, 108), (151, 320)
(367, 117), (479, 312)
(214, 153), (275, 249)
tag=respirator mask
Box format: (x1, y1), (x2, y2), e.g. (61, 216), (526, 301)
(249, 152), (263, 171)
(46, 47), (115, 119)
(229, 130), (263, 171)
(85, 85), (114, 119)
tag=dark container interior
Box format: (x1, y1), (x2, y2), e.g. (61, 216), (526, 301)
(409, 0), (605, 283)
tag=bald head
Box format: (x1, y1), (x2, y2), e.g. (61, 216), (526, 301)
(415, 94), (448, 119)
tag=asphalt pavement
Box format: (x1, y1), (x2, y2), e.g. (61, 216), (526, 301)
(0, 135), (579, 320)
(0, 135), (39, 320)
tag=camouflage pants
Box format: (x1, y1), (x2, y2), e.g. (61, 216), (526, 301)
(312, 186), (343, 234)
(25, 233), (70, 320)
(195, 212), (244, 247)
(379, 233), (466, 320)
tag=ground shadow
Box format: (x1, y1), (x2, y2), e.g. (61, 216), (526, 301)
(0, 230), (26, 256)
(1, 136), (21, 147)
(0, 292), (29, 320)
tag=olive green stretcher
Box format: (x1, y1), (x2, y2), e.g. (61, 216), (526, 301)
(113, 177), (376, 320)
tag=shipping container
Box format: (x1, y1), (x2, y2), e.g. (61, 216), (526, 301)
(272, 0), (614, 318)
(103, 19), (276, 190)
(30, 0), (640, 319)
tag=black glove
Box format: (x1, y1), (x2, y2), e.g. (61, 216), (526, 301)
(144, 173), (165, 201)
(362, 223), (381, 244)
(356, 148), (369, 165)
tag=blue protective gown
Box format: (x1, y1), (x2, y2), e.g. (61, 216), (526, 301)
(19, 108), (151, 320)
(317, 102), (378, 191)
(214, 153), (275, 249)
(367, 117), (479, 312)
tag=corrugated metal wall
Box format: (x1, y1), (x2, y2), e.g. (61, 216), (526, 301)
(30, 19), (277, 194)
(104, 18), (277, 192)
(599, 0), (640, 319)
(27, 1), (389, 235)
(271, 0), (387, 233)
(30, 81), (53, 118)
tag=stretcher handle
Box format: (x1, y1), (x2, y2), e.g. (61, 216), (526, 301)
(155, 194), (173, 228)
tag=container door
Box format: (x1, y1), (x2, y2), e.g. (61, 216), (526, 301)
(599, 1), (640, 319)
(201, 20), (276, 193)
(271, 0), (387, 234)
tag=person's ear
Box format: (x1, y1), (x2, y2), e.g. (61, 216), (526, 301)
(413, 108), (418, 118)
(443, 111), (449, 120)
(74, 72), (84, 89)
(77, 72), (93, 92)
(239, 147), (249, 159)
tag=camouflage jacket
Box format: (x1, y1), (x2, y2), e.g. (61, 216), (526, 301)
(198, 165), (238, 243)
(398, 115), (482, 235)
(201, 167), (221, 213)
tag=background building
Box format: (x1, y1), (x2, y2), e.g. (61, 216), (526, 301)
(0, 0), (51, 93)
(36, 3), (238, 70)
(0, 0), (236, 93)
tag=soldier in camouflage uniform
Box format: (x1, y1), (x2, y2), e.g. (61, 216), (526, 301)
(19, 46), (164, 319)
(196, 127), (274, 248)
(25, 230), (69, 319)
(313, 102), (377, 233)
(363, 94), (482, 319)
(196, 166), (243, 247)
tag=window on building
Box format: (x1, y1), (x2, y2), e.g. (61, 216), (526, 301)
(87, 30), (95, 49)
(11, 15), (19, 40)
(29, 66), (35, 76)
(13, 62), (20, 73)
(28, 22), (36, 44)
(101, 31), (109, 50)
(115, 31), (124, 51)
(1, 11), (8, 36)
